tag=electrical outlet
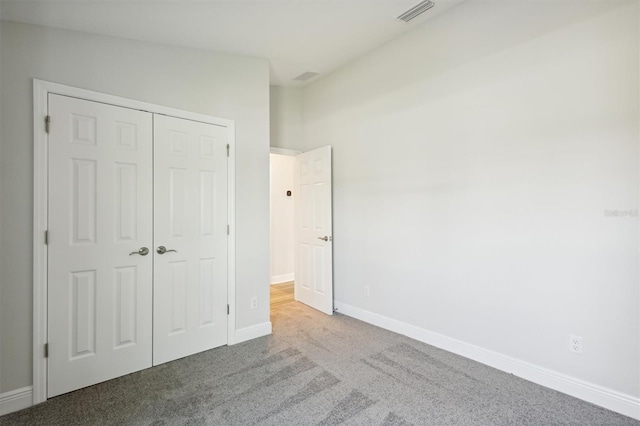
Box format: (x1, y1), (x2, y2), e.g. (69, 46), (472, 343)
(364, 285), (370, 297)
(250, 297), (258, 310)
(569, 335), (583, 354)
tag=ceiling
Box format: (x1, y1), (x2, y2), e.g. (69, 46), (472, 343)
(0, 0), (461, 86)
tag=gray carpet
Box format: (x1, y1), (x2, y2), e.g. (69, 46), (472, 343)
(1, 300), (638, 425)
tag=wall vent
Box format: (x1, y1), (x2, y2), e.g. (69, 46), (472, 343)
(294, 72), (320, 82)
(397, 0), (435, 22)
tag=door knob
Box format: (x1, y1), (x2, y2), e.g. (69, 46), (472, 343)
(317, 236), (332, 242)
(129, 247), (149, 256)
(157, 246), (178, 255)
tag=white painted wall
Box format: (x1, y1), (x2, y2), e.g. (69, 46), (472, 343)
(270, 153), (296, 284)
(303, 0), (639, 405)
(0, 21), (270, 394)
(270, 86), (303, 151)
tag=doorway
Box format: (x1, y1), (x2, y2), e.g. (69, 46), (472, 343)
(269, 150), (298, 312)
(269, 146), (334, 317)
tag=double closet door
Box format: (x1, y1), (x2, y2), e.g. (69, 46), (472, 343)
(47, 95), (228, 397)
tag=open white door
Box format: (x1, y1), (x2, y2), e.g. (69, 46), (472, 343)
(294, 146), (333, 315)
(153, 115), (228, 365)
(48, 95), (153, 397)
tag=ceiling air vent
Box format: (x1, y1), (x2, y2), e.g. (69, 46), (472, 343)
(294, 72), (320, 82)
(397, 0), (435, 22)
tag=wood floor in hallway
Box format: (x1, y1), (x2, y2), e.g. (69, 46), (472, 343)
(270, 281), (294, 309)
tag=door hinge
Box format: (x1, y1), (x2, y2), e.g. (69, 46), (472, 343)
(45, 115), (51, 133)
(227, 304), (230, 315)
(44, 230), (49, 245)
(226, 144), (230, 157)
(227, 225), (230, 235)
(44, 343), (49, 358)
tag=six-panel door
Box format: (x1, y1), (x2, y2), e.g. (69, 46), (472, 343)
(47, 96), (230, 397)
(294, 146), (334, 315)
(152, 115), (228, 365)
(48, 95), (154, 397)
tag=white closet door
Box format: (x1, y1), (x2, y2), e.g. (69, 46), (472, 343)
(48, 95), (153, 397)
(153, 115), (228, 365)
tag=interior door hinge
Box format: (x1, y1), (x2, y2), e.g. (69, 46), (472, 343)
(226, 144), (230, 157)
(44, 230), (49, 245)
(44, 343), (49, 358)
(227, 225), (230, 235)
(227, 304), (230, 315)
(45, 115), (51, 134)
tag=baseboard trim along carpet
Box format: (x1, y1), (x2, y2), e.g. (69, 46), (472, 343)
(334, 301), (640, 421)
(229, 321), (272, 345)
(0, 386), (33, 416)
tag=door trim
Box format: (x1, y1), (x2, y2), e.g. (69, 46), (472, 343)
(32, 79), (237, 404)
(269, 147), (301, 156)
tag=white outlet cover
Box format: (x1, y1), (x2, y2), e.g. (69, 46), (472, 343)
(569, 334), (583, 354)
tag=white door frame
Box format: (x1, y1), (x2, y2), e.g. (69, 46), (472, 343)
(269, 147), (301, 156)
(32, 79), (237, 404)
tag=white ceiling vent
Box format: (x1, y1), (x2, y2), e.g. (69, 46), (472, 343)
(294, 72), (320, 82)
(397, 0), (435, 22)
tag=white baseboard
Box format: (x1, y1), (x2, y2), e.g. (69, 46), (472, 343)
(229, 321), (272, 345)
(270, 273), (294, 285)
(334, 301), (640, 421)
(0, 386), (33, 416)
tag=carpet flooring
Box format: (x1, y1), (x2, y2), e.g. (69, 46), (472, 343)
(1, 300), (638, 425)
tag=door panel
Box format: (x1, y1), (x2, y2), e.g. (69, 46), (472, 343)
(48, 95), (153, 397)
(153, 115), (228, 365)
(295, 146), (333, 315)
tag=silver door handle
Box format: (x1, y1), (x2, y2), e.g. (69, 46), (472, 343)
(129, 247), (149, 256)
(157, 246), (178, 254)
(317, 236), (332, 242)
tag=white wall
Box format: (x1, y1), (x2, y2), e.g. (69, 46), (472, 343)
(303, 0), (640, 408)
(270, 86), (303, 151)
(0, 21), (270, 394)
(270, 153), (296, 284)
